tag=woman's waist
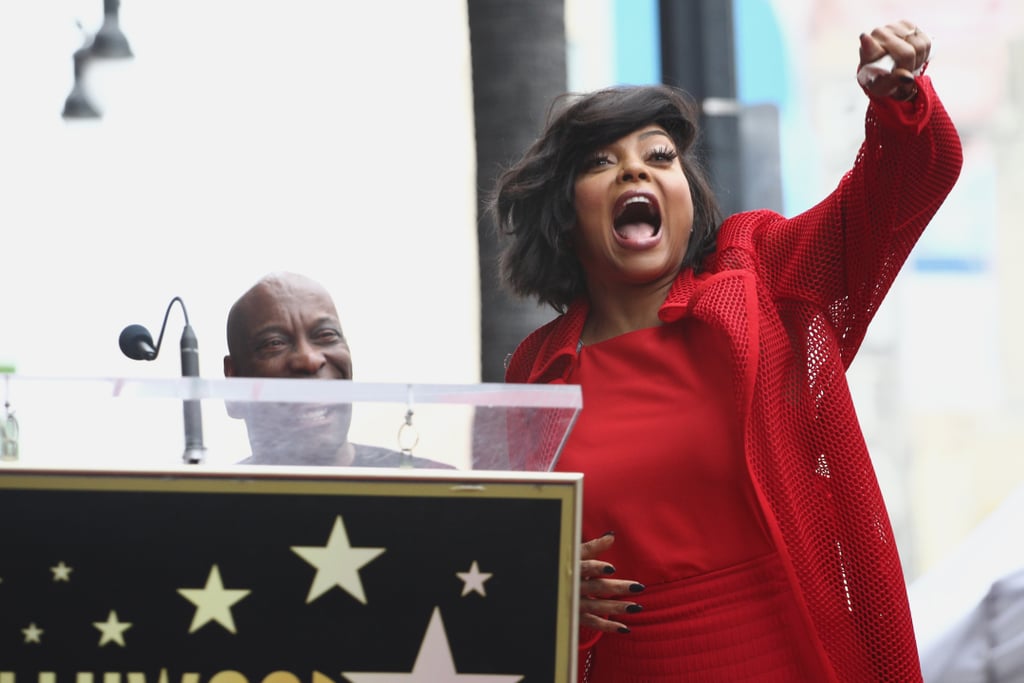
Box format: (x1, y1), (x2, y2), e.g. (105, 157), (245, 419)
(586, 551), (831, 681)
(625, 552), (796, 619)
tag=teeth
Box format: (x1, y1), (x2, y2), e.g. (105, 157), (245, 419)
(299, 407), (330, 422)
(624, 196), (651, 206)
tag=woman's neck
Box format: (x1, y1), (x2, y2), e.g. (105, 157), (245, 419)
(581, 279), (672, 345)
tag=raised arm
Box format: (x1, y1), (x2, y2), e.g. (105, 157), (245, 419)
(736, 21), (963, 364)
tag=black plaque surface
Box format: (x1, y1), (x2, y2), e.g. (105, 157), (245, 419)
(0, 467), (580, 683)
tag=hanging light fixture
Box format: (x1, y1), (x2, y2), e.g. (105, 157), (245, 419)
(61, 0), (134, 120)
(90, 0), (133, 59)
(62, 24), (100, 119)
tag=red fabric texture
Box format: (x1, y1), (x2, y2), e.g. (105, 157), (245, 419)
(560, 323), (831, 679)
(506, 77), (963, 681)
(584, 553), (830, 682)
(563, 322), (774, 581)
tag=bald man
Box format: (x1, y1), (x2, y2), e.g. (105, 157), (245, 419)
(224, 272), (446, 468)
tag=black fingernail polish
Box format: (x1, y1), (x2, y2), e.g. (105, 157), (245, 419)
(626, 603), (643, 613)
(618, 626), (631, 634)
(602, 565), (616, 575)
(629, 583), (646, 593)
(899, 74), (914, 83)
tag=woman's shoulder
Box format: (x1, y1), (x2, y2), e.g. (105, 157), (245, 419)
(506, 305), (586, 383)
(719, 209), (786, 240)
(701, 209), (786, 269)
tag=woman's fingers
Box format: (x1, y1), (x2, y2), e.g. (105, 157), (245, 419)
(581, 595), (644, 634)
(858, 31), (887, 68)
(581, 610), (632, 634)
(581, 531), (615, 560)
(578, 532), (645, 633)
(581, 576), (646, 598)
(874, 22), (930, 72)
(580, 531), (616, 579)
(899, 24), (931, 71)
(858, 20), (931, 101)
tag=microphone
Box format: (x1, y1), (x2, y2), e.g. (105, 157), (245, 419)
(178, 320), (205, 465)
(119, 297), (207, 464)
(118, 324), (157, 361)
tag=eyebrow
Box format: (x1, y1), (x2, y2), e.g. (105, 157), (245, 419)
(248, 325), (290, 347)
(638, 129), (672, 141)
(247, 319), (344, 352)
(251, 317), (340, 337)
(310, 317), (344, 333)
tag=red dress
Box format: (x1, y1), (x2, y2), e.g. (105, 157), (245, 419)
(506, 77), (963, 682)
(562, 321), (834, 681)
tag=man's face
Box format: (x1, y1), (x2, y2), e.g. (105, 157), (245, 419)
(225, 278), (352, 380)
(224, 276), (354, 462)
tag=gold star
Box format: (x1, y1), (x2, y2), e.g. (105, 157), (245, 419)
(93, 609), (133, 646)
(51, 561), (73, 582)
(291, 515), (385, 604)
(22, 622), (44, 644)
(177, 565), (251, 634)
(456, 561), (493, 597)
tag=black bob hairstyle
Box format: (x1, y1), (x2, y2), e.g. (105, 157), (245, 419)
(489, 84), (722, 313)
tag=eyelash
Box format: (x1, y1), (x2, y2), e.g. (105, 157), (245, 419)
(649, 146), (679, 162)
(584, 145), (679, 168)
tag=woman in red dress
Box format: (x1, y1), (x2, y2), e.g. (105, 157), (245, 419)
(493, 20), (962, 682)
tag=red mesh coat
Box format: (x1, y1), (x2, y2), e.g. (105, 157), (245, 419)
(505, 76), (963, 681)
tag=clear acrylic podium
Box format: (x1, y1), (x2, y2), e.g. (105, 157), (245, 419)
(0, 375), (582, 681)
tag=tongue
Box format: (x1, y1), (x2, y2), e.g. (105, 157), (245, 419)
(616, 222), (656, 241)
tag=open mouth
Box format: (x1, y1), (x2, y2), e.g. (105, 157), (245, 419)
(259, 403), (347, 430)
(613, 193), (662, 242)
(295, 405), (333, 427)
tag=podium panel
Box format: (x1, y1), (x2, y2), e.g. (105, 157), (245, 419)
(0, 376), (581, 472)
(0, 467), (581, 682)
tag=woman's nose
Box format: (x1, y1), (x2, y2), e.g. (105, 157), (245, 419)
(619, 158), (649, 182)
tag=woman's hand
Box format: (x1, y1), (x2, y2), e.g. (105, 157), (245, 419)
(579, 532), (645, 634)
(858, 20), (931, 101)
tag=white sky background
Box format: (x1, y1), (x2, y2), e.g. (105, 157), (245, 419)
(0, 0), (484, 467)
(0, 0), (480, 388)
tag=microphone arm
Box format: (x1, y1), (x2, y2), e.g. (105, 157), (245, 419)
(120, 296), (207, 464)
